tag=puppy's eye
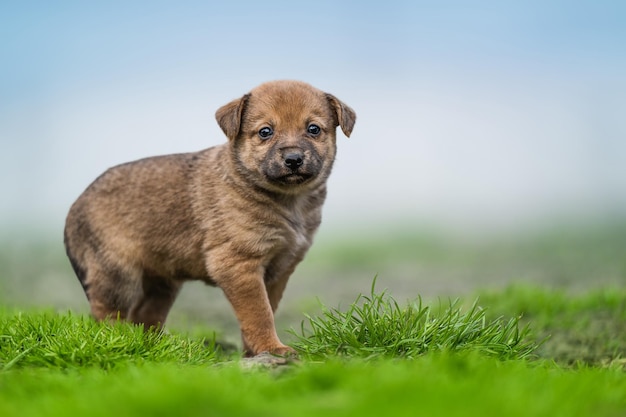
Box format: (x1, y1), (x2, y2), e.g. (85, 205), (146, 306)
(307, 124), (321, 136)
(258, 127), (273, 140)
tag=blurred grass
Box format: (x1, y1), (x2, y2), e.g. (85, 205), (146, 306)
(304, 220), (626, 285)
(1, 354), (626, 417)
(0, 236), (81, 308)
(479, 286), (626, 367)
(2, 220), (625, 307)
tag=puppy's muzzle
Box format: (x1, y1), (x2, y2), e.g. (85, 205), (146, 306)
(264, 146), (317, 186)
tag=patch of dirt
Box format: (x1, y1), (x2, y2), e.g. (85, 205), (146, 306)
(535, 310), (626, 367)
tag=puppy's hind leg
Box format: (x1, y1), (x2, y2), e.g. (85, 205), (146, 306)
(83, 264), (141, 323)
(128, 274), (182, 330)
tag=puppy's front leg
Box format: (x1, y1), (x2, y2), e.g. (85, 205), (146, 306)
(265, 256), (303, 313)
(214, 260), (294, 357)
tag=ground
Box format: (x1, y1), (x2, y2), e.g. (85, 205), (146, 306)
(1, 220), (625, 416)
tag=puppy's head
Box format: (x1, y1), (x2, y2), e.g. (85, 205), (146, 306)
(216, 80), (356, 194)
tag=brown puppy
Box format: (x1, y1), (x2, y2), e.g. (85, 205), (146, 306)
(64, 80), (356, 357)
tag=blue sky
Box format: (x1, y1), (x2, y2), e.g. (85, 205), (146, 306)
(1, 1), (625, 235)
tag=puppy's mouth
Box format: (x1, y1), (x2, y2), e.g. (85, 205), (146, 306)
(274, 172), (314, 185)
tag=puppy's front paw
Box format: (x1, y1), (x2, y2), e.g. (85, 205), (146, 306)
(244, 341), (297, 358)
(269, 345), (297, 358)
(240, 350), (297, 369)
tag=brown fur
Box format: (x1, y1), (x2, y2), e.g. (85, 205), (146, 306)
(64, 80), (356, 357)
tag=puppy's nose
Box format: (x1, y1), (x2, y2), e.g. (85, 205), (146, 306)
(284, 152), (304, 170)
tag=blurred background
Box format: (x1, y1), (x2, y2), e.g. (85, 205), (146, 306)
(1, 1), (625, 340)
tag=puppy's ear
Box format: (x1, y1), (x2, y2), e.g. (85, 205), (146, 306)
(326, 94), (356, 138)
(215, 94), (250, 140)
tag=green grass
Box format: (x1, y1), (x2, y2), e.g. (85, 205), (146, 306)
(290, 280), (536, 360)
(1, 355), (625, 417)
(0, 311), (218, 370)
(1, 285), (626, 416)
(1, 223), (625, 416)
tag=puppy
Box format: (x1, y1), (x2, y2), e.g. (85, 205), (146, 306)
(64, 80), (356, 357)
